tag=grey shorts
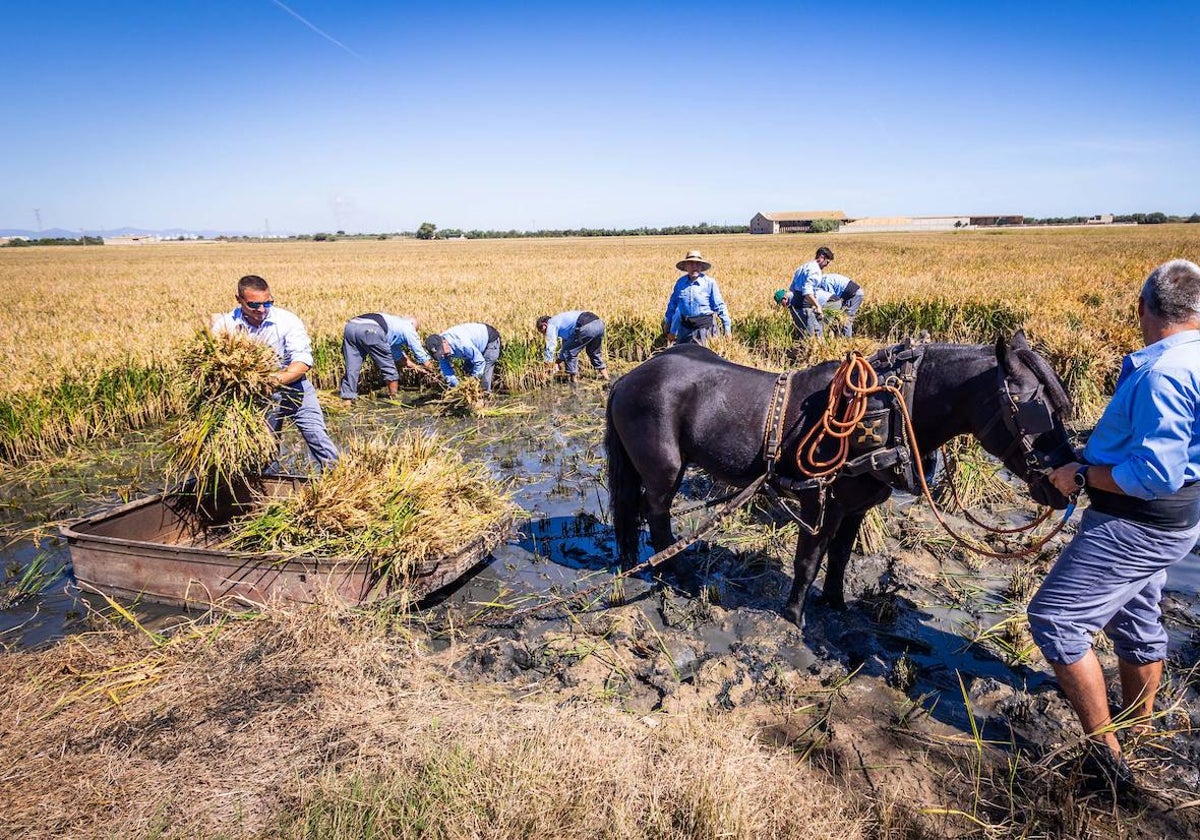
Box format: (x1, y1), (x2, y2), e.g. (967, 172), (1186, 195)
(1027, 508), (1200, 665)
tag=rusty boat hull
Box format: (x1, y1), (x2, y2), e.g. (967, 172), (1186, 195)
(60, 476), (509, 608)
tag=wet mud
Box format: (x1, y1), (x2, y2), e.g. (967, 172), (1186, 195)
(4, 380), (1200, 819)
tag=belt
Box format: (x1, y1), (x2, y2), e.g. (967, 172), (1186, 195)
(352, 313), (389, 333)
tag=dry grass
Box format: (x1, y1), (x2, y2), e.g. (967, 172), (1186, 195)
(0, 605), (879, 840)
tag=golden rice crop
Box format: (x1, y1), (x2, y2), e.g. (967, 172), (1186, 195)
(223, 432), (513, 588)
(163, 329), (279, 498)
(0, 226), (1197, 448)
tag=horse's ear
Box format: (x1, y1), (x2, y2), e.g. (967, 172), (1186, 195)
(996, 333), (1017, 376)
(1011, 329), (1030, 351)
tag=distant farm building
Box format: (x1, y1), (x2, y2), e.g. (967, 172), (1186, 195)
(1086, 214), (1114, 225)
(750, 211), (846, 234)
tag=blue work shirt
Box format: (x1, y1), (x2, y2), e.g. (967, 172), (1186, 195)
(790, 260), (825, 299)
(438, 322), (492, 387)
(665, 274), (731, 335)
(377, 313), (431, 364)
(1083, 330), (1200, 499)
(542, 311), (583, 363)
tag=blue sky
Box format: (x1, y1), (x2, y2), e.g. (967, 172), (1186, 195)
(3, 1), (1197, 233)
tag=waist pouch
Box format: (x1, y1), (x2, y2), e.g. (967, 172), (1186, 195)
(485, 324), (501, 346)
(1087, 482), (1200, 530)
(681, 313), (714, 330)
(355, 313), (389, 333)
(575, 311), (599, 329)
(840, 281), (861, 301)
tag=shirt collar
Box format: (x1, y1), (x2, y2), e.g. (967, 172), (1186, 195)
(1126, 329), (1200, 371)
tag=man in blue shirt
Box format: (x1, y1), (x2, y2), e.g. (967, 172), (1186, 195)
(779, 246), (864, 338)
(424, 323), (503, 392)
(211, 274), (339, 470)
(537, 311), (609, 383)
(339, 312), (434, 405)
(664, 250), (732, 346)
(1031, 259), (1200, 791)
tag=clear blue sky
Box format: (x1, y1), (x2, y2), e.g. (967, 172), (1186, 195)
(3, 1), (1197, 234)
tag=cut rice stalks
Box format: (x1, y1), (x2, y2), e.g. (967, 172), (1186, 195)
(223, 432), (514, 592)
(163, 329), (279, 502)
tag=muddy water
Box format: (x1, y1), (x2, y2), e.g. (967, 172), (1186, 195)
(3, 381), (1200, 723)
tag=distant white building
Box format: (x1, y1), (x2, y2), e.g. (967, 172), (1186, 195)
(1086, 214), (1114, 225)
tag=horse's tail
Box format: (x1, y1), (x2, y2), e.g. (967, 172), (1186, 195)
(605, 396), (642, 566)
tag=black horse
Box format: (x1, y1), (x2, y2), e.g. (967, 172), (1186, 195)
(605, 333), (1075, 627)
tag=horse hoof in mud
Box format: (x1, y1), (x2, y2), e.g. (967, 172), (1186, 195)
(605, 334), (1075, 627)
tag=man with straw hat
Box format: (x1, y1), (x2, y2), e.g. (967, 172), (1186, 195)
(211, 274), (339, 470)
(339, 312), (436, 406)
(424, 322), (503, 393)
(664, 250), (731, 346)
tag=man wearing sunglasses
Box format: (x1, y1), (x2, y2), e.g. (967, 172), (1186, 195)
(211, 274), (339, 470)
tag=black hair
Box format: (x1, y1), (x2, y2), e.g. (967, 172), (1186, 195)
(815, 247), (834, 261)
(237, 274), (270, 296)
(536, 315), (550, 330)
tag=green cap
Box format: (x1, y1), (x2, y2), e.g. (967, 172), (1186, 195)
(773, 289), (787, 305)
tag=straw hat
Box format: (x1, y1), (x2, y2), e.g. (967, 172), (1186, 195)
(676, 250), (712, 272)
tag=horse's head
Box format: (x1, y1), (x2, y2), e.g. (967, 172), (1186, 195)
(975, 331), (1076, 509)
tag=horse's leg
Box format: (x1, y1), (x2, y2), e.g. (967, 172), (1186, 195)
(643, 462), (686, 554)
(819, 510), (865, 610)
(782, 518), (839, 628)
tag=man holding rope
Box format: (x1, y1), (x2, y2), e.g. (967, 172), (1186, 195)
(1032, 259), (1200, 794)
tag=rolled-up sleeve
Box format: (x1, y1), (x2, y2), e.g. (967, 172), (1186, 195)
(397, 321), (430, 364)
(281, 317), (314, 369)
(1111, 371), (1196, 499)
(543, 326), (561, 363)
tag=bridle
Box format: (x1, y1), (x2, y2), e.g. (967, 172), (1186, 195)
(979, 363), (1074, 479)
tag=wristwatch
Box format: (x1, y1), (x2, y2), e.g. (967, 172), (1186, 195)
(1073, 465), (1089, 489)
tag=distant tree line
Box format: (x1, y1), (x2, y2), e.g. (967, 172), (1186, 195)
(1025, 212), (1200, 225)
(429, 222), (749, 240)
(2, 236), (104, 247)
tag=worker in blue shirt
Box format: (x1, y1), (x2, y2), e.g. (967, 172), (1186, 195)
(778, 246), (864, 337)
(211, 274), (338, 470)
(664, 250), (732, 346)
(1032, 259), (1200, 793)
(537, 311), (609, 382)
(339, 312), (435, 405)
(424, 323), (503, 392)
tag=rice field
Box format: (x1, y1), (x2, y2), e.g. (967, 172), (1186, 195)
(1, 225), (1197, 463)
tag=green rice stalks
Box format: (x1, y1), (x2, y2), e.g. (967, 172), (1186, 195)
(223, 432), (513, 590)
(164, 329), (280, 499)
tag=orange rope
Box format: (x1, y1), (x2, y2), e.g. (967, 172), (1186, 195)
(795, 353), (880, 477)
(794, 352), (1074, 559)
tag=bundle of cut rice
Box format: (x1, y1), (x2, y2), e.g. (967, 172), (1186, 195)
(223, 432), (513, 589)
(164, 329), (279, 499)
(433, 377), (488, 416)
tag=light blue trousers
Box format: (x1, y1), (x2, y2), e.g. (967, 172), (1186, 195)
(270, 381), (339, 470)
(1028, 508), (1200, 665)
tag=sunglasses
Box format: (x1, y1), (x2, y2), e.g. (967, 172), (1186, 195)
(243, 300), (274, 310)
